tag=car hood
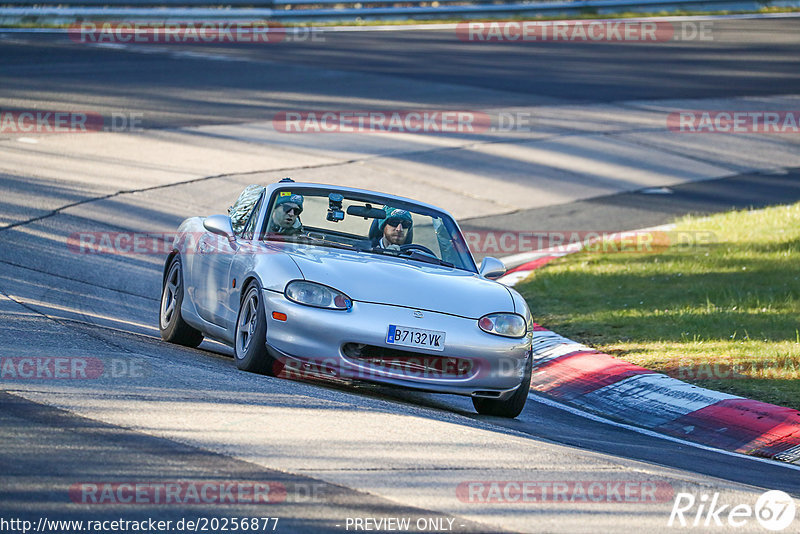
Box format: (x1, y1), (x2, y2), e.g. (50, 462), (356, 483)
(284, 247), (514, 319)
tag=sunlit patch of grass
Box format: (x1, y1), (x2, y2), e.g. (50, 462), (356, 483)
(517, 202), (800, 410)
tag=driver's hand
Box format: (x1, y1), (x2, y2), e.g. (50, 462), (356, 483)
(386, 244), (401, 251)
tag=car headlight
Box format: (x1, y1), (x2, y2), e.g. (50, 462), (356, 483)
(478, 313), (527, 338)
(284, 281), (352, 310)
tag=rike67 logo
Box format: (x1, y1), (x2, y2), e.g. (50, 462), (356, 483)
(668, 490), (796, 531)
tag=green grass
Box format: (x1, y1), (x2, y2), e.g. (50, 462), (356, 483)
(516, 202), (800, 411)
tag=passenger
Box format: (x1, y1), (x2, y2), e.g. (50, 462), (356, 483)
(268, 193), (304, 235)
(374, 207), (413, 249)
(228, 184), (265, 234)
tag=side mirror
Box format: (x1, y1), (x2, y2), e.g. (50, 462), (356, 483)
(479, 257), (506, 279)
(203, 215), (235, 240)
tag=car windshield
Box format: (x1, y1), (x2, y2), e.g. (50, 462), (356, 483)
(261, 187), (477, 273)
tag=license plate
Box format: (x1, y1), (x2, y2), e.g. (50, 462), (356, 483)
(386, 325), (446, 351)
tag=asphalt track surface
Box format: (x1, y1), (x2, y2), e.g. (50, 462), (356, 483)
(1, 18), (800, 533)
(461, 167), (800, 236)
(0, 18), (799, 128)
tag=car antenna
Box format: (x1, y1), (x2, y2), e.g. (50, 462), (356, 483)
(279, 177), (295, 183)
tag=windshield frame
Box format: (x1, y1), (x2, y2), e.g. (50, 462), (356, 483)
(258, 185), (478, 274)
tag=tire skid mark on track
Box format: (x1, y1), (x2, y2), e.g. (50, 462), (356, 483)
(0, 390), (504, 534)
(0, 285), (140, 355)
(599, 127), (748, 174)
(0, 256), (157, 301)
(605, 123), (791, 174)
(0, 133), (554, 233)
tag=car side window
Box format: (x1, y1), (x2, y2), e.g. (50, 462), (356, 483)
(239, 192), (265, 240)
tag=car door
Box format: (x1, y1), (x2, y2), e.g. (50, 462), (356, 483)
(193, 192), (265, 326)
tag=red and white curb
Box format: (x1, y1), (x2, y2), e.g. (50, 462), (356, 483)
(499, 227), (800, 465)
(497, 251), (571, 286)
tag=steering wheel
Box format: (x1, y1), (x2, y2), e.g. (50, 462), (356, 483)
(400, 243), (437, 257)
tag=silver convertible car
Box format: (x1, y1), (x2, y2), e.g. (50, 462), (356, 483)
(159, 180), (533, 417)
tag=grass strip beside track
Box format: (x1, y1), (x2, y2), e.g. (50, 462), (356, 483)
(517, 202), (800, 411)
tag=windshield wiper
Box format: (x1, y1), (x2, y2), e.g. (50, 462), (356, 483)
(309, 240), (359, 251)
(266, 234), (359, 252)
(367, 247), (454, 268)
(406, 251), (455, 268)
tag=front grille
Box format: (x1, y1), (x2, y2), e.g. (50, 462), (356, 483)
(342, 343), (475, 379)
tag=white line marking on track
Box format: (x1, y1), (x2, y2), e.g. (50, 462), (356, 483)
(91, 42), (128, 49)
(527, 392), (800, 471)
(169, 50), (243, 61)
(641, 187), (674, 194)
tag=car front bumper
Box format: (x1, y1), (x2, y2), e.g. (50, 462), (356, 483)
(262, 290), (531, 400)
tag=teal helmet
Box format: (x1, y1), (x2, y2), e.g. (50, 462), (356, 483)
(275, 193), (304, 211)
(379, 206), (413, 231)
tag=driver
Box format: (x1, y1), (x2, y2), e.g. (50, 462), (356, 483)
(375, 207), (413, 249)
(268, 193), (304, 235)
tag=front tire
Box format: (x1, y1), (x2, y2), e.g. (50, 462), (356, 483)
(159, 255), (204, 348)
(472, 353), (532, 418)
(234, 283), (281, 375)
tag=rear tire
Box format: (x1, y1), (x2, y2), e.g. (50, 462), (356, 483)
(159, 256), (204, 348)
(472, 353), (532, 418)
(234, 282), (281, 376)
